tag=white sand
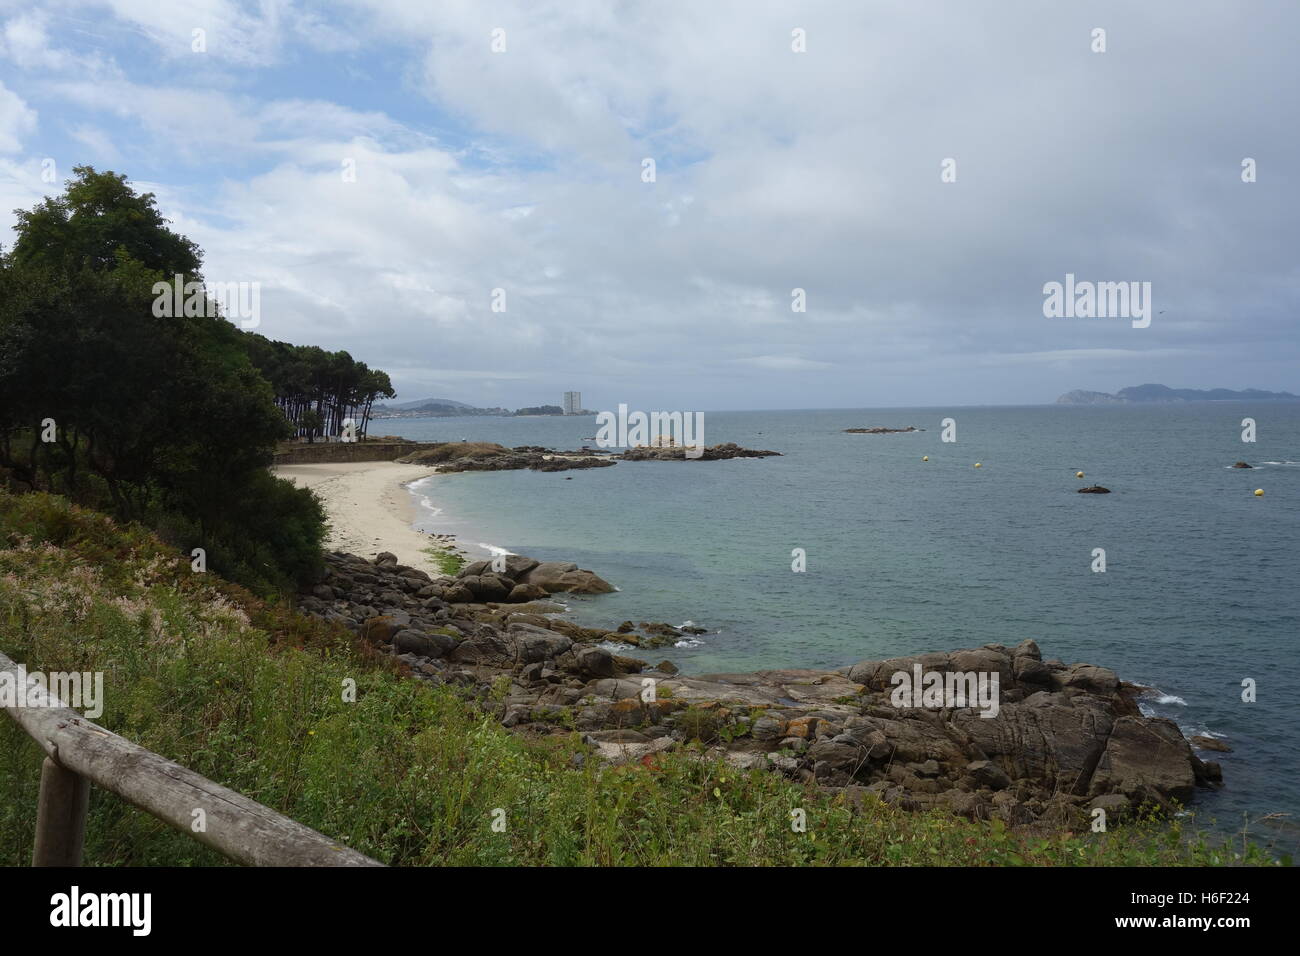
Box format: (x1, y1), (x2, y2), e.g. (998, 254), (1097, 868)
(272, 461), (448, 577)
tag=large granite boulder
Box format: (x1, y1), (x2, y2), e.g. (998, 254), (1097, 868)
(1087, 716), (1198, 807)
(518, 561), (616, 594)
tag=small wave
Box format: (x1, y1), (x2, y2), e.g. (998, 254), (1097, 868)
(477, 543), (513, 557)
(674, 637), (705, 648)
(597, 638), (639, 652)
(1260, 461), (1300, 466)
(1136, 684), (1187, 707)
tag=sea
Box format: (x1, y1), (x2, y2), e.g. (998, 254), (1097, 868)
(388, 404), (1299, 855)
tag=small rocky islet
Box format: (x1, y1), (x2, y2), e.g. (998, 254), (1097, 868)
(297, 549), (1224, 832)
(843, 425), (922, 434)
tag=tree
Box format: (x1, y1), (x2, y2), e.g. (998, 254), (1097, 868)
(0, 167), (341, 592)
(300, 409), (324, 443)
(240, 335), (395, 441)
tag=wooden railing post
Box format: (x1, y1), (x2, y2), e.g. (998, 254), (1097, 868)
(32, 756), (90, 867)
(2, 649), (382, 866)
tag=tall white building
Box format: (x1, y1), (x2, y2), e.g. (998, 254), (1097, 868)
(563, 391), (581, 415)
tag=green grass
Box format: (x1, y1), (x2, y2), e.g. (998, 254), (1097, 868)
(0, 491), (1281, 866)
(423, 544), (465, 576)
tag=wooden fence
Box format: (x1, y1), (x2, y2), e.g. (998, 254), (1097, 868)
(1, 650), (382, 867)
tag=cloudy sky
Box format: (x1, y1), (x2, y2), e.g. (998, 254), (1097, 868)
(1, 0), (1296, 410)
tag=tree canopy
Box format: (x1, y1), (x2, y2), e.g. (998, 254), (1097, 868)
(0, 167), (395, 592)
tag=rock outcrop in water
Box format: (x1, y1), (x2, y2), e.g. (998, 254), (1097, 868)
(843, 426), (921, 434)
(398, 443), (616, 473)
(297, 550), (1221, 831)
(395, 441), (780, 469)
(1077, 485), (1111, 494)
(617, 442), (781, 461)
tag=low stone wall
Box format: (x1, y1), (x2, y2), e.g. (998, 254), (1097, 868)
(272, 441), (429, 464)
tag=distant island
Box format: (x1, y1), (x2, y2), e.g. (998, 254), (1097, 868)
(371, 398), (509, 418)
(371, 398), (594, 418)
(1057, 384), (1300, 405)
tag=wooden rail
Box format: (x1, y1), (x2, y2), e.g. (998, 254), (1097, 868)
(1, 651), (383, 867)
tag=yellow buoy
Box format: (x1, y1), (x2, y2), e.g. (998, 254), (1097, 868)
(974, 462), (982, 468)
(1255, 488), (1264, 496)
(1075, 471), (1084, 478)
(922, 456), (929, 462)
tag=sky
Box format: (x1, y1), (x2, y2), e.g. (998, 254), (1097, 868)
(1, 0), (1297, 411)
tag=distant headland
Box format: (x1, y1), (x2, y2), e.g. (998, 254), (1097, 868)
(370, 397), (594, 418)
(1057, 384), (1300, 405)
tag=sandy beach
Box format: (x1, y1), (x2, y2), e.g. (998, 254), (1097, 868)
(272, 461), (448, 577)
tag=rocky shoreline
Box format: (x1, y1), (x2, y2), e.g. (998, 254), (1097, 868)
(297, 549), (1224, 832)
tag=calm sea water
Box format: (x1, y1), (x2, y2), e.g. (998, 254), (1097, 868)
(391, 405), (1299, 853)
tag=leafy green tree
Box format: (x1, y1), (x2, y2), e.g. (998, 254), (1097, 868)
(0, 167), (347, 592)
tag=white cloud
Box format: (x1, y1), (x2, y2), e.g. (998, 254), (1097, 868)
(0, 11), (73, 70)
(0, 80), (36, 152)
